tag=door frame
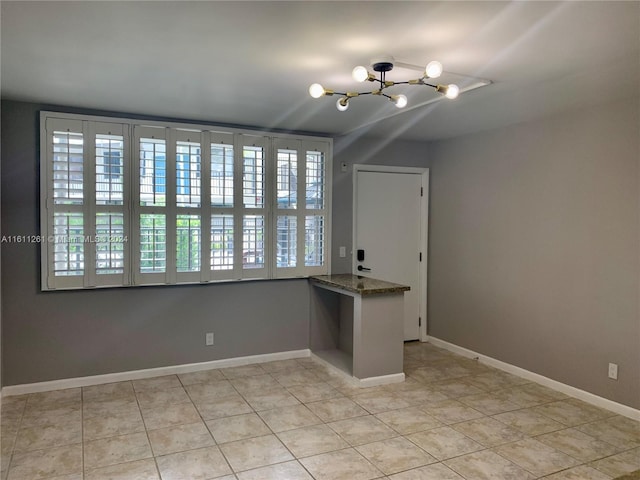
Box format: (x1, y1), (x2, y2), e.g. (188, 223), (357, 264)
(352, 164), (429, 342)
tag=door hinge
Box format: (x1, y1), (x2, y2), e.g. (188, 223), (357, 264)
(419, 317), (422, 327)
(419, 252), (422, 262)
(420, 187), (424, 197)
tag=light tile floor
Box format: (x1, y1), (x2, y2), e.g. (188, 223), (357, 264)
(1, 342), (639, 480)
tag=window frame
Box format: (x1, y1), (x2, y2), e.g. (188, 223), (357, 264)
(40, 111), (332, 291)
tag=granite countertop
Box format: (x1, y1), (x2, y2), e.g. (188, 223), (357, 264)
(310, 274), (410, 296)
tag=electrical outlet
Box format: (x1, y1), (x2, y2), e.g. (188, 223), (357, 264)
(205, 332), (214, 346)
(608, 362), (618, 380)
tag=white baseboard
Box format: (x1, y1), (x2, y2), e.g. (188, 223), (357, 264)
(357, 373), (405, 388)
(2, 349), (311, 397)
(427, 336), (640, 421)
(310, 352), (405, 388)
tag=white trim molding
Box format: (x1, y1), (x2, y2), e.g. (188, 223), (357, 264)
(357, 373), (406, 388)
(310, 352), (405, 388)
(428, 336), (640, 421)
(2, 349), (311, 397)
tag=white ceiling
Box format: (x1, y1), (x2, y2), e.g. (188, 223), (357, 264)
(2, 1), (639, 141)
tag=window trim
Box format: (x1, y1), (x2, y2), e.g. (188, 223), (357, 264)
(40, 111), (332, 291)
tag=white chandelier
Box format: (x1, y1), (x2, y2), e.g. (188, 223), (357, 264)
(309, 56), (460, 112)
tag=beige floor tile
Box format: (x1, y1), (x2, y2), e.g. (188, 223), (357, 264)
(258, 404), (322, 433)
(420, 399), (484, 424)
(577, 415), (640, 449)
(407, 366), (450, 384)
(7, 444), (82, 480)
(543, 465), (613, 479)
(26, 389), (81, 409)
(328, 415), (398, 446)
(185, 380), (238, 403)
(536, 427), (620, 462)
(444, 449), (536, 480)
(351, 391), (412, 414)
(83, 396), (140, 419)
(218, 434), (293, 472)
(85, 458), (160, 480)
(177, 368), (225, 385)
(141, 402), (201, 430)
(497, 383), (564, 407)
(356, 436), (437, 475)
(4, 344), (640, 480)
(1, 396), (27, 421)
(83, 409), (146, 441)
(381, 377), (422, 393)
(306, 396), (368, 422)
(589, 447), (640, 478)
(236, 460), (313, 480)
(242, 387), (301, 412)
(300, 447), (383, 480)
(230, 374), (280, 395)
(207, 413), (271, 444)
(432, 379), (484, 398)
(533, 399), (613, 427)
(273, 369), (323, 387)
(84, 432), (152, 470)
(277, 423), (349, 457)
(34, 475), (83, 480)
(495, 438), (581, 477)
(14, 421), (81, 453)
(458, 392), (521, 415)
(392, 385), (449, 405)
(375, 407), (443, 435)
(195, 393), (253, 420)
(407, 426), (483, 461)
(262, 359), (308, 373)
(148, 421), (215, 456)
(135, 386), (190, 410)
(330, 382), (388, 398)
(453, 416), (527, 447)
(132, 375), (182, 392)
(387, 462), (465, 479)
(286, 382), (342, 403)
(221, 364), (267, 379)
(82, 381), (135, 402)
(437, 362), (479, 380)
(464, 371), (528, 391)
(493, 408), (565, 435)
(156, 446), (231, 479)
(20, 403), (81, 428)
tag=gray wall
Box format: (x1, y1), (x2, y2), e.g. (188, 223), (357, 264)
(427, 97), (639, 409)
(1, 100), (310, 386)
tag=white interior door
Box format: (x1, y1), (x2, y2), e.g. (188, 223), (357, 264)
(354, 167), (427, 341)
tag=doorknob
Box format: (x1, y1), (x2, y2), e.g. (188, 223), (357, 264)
(357, 265), (371, 272)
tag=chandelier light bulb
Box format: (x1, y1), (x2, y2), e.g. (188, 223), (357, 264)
(393, 94), (408, 108)
(309, 83), (325, 98)
(425, 61), (443, 78)
(445, 84), (459, 99)
(336, 97), (349, 111)
(352, 66), (369, 83)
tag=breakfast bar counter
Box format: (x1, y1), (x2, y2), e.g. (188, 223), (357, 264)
(309, 274), (410, 386)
